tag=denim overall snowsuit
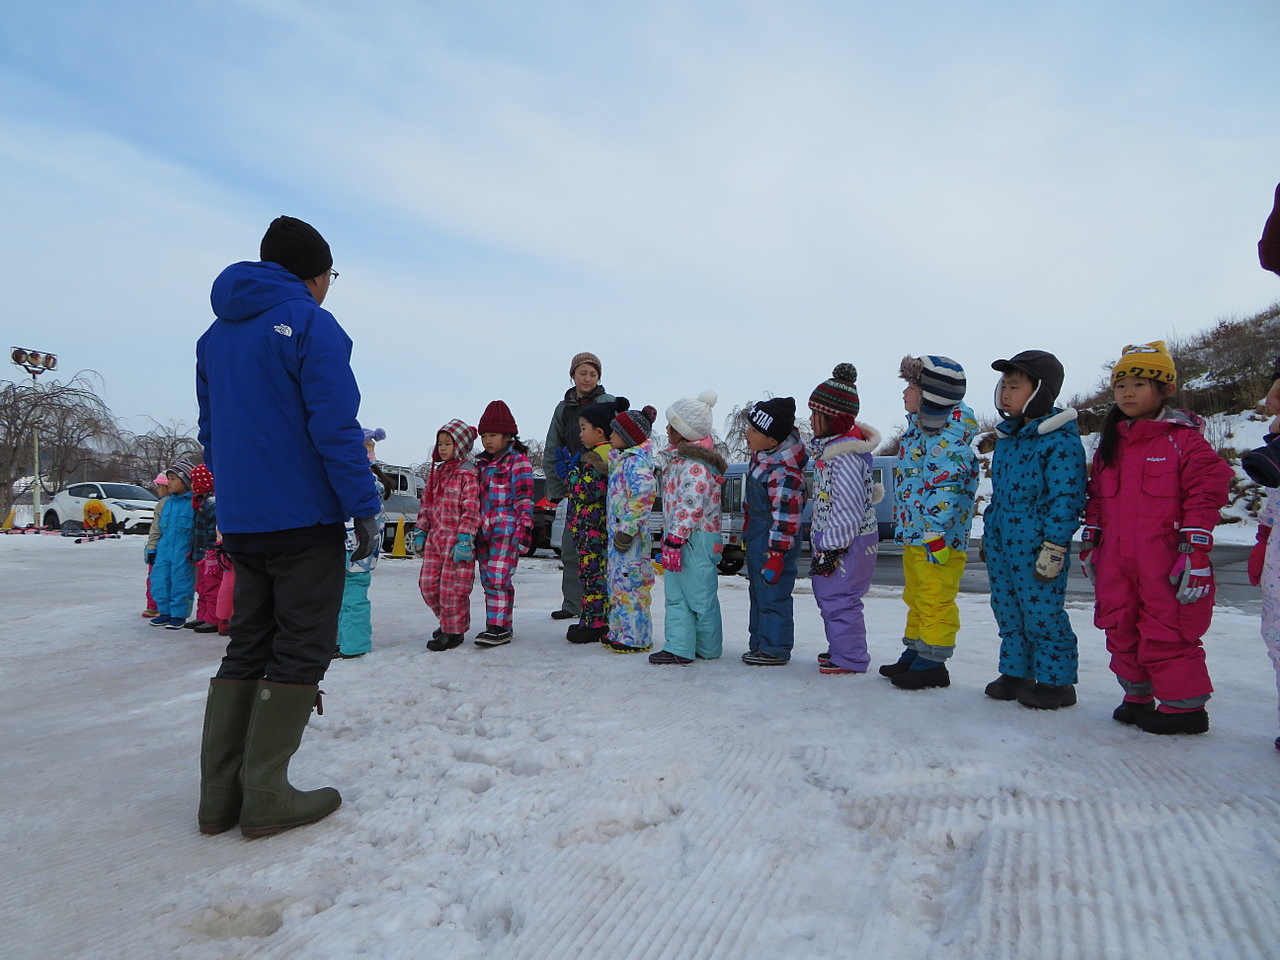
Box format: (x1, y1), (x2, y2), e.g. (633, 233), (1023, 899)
(745, 474), (801, 659)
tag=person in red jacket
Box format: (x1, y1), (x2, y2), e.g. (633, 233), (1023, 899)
(1081, 341), (1233, 735)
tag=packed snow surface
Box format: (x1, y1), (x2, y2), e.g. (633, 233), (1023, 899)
(3, 535), (1279, 960)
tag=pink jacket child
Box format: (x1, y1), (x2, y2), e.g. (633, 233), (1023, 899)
(1083, 344), (1232, 736)
(417, 419), (481, 651)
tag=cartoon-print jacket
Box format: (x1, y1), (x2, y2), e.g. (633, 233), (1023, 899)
(476, 444), (535, 543)
(658, 436), (727, 542)
(607, 439), (657, 541)
(893, 402), (979, 550)
(744, 429), (809, 554)
(809, 421), (882, 551)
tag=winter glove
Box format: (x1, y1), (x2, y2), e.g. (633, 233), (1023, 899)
(810, 548), (845, 577)
(1079, 526), (1100, 583)
(350, 515), (381, 563)
(1249, 525), (1270, 587)
(554, 445), (581, 481)
(1168, 528), (1214, 604)
(1033, 541), (1068, 583)
(923, 534), (951, 566)
(144, 548), (156, 565)
(761, 550), (786, 585)
(612, 530), (635, 552)
(660, 535), (685, 573)
(413, 528), (426, 553)
(452, 532), (474, 564)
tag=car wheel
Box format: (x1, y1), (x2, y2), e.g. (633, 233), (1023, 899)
(717, 556), (744, 576)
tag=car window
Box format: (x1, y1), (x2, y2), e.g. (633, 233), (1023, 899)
(68, 484), (94, 499)
(100, 483), (158, 501)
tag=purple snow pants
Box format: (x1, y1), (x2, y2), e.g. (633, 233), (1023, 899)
(811, 531), (878, 672)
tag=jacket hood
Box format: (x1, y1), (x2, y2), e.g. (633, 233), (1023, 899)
(675, 437), (728, 475)
(210, 261), (317, 323)
(996, 407), (1078, 438)
(435, 419), (478, 463)
(814, 421), (882, 458)
(755, 429), (808, 470)
(1154, 406), (1208, 433)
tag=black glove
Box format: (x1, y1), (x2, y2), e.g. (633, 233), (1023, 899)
(350, 516), (381, 563)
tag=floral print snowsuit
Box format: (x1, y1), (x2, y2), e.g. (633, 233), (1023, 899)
(566, 442), (611, 630)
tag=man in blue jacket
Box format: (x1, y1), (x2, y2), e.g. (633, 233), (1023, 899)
(195, 215), (381, 839)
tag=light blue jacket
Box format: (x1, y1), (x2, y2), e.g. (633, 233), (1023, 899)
(893, 402), (979, 550)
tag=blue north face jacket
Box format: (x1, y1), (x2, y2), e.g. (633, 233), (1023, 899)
(196, 261), (380, 534)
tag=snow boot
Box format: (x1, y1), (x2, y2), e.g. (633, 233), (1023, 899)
(1017, 682), (1077, 710)
(741, 650), (788, 666)
(878, 646), (918, 678)
(985, 674), (1033, 701)
(566, 624), (608, 644)
(1112, 699), (1156, 725)
(648, 649), (694, 665)
(427, 633), (463, 651)
(197, 678), (258, 835)
(474, 626), (513, 647)
(238, 681), (341, 839)
(890, 658), (949, 689)
(1136, 707), (1209, 736)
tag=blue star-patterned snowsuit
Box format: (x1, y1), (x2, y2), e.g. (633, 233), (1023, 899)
(983, 408), (1087, 685)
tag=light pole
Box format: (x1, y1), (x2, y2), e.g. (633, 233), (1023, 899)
(9, 347), (58, 527)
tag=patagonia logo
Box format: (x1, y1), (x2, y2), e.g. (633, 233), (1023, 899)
(274, 324), (293, 338)
(1146, 456), (1167, 462)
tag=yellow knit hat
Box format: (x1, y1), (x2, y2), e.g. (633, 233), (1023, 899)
(1111, 340), (1176, 386)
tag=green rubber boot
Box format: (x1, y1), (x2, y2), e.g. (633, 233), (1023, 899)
(198, 678), (258, 835)
(239, 681), (342, 839)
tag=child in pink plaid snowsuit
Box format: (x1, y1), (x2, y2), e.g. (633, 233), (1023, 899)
(417, 419), (481, 649)
(474, 401), (535, 645)
(189, 463), (225, 633)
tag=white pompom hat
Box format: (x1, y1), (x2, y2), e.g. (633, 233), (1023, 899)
(666, 389), (718, 441)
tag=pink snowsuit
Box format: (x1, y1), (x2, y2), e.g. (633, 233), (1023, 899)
(1085, 409), (1233, 709)
(417, 421), (482, 635)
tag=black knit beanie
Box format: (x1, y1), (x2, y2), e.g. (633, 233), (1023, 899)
(260, 215), (333, 282)
(747, 396), (796, 443)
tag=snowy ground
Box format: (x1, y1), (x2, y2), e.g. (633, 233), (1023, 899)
(3, 535), (1279, 960)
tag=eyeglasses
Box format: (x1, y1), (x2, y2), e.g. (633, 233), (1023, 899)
(329, 269), (340, 283)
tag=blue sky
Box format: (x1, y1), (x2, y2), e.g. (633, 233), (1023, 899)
(2, 1), (1278, 468)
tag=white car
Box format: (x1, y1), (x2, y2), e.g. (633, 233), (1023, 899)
(44, 482), (159, 534)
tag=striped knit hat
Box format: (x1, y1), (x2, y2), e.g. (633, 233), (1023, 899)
(901, 355), (966, 433)
(166, 457), (197, 489)
(611, 398), (657, 448)
(809, 363), (860, 419)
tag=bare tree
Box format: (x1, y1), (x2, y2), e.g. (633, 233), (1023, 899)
(525, 438), (545, 474)
(114, 420), (202, 482)
(722, 396), (814, 464)
(0, 372), (117, 517)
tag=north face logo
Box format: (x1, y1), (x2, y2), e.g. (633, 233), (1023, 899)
(274, 324), (293, 338)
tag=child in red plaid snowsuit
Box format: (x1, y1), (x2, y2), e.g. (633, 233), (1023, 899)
(474, 401), (535, 646)
(417, 419), (481, 650)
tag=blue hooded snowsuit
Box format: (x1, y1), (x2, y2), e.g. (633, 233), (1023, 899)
(983, 407), (1087, 684)
(151, 489), (195, 620)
